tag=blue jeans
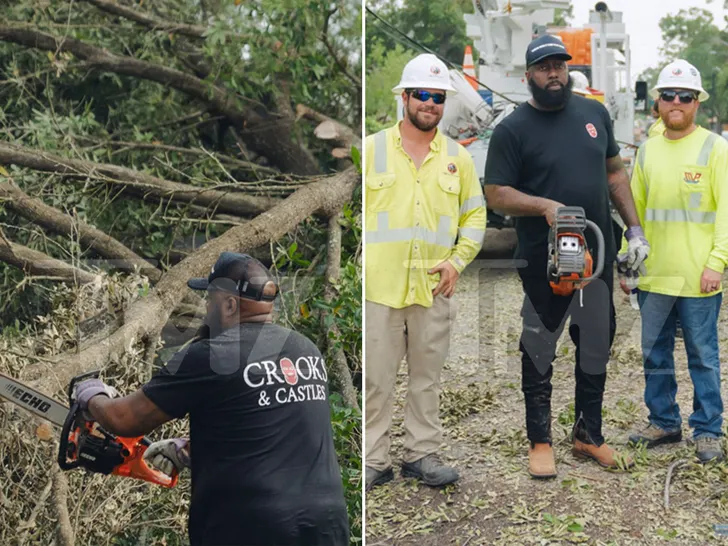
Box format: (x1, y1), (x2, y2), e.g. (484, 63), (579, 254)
(638, 290), (723, 439)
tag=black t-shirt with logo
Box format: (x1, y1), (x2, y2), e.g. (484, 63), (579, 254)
(143, 322), (349, 546)
(484, 95), (619, 277)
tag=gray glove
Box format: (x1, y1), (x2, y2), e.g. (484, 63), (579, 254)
(618, 226), (650, 275)
(144, 438), (191, 476)
(71, 379), (119, 418)
(72, 378), (119, 408)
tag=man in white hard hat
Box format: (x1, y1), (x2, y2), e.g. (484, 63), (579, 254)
(625, 60), (728, 464)
(364, 53), (486, 490)
(569, 71), (591, 97)
(484, 34), (644, 478)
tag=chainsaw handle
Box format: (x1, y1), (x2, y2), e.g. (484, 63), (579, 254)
(583, 219), (605, 283)
(112, 436), (179, 488)
(66, 370), (100, 404)
(58, 401), (81, 470)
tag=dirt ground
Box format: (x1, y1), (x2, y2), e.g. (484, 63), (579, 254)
(365, 229), (728, 545)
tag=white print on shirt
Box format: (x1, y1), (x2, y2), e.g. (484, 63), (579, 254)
(274, 383), (328, 404)
(243, 356), (329, 406)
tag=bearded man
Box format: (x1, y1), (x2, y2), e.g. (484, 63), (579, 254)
(364, 53), (486, 490)
(484, 34), (645, 478)
(624, 60), (728, 464)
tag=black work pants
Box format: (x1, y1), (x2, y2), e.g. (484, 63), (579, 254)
(518, 264), (616, 446)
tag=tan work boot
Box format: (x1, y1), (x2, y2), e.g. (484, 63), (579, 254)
(528, 443), (557, 479)
(572, 439), (634, 469)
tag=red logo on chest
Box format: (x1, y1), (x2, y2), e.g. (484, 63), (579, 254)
(585, 123), (598, 138)
(280, 358), (298, 385)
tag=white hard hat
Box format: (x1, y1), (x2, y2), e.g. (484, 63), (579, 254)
(392, 54), (457, 94)
(569, 71), (591, 96)
(651, 59), (709, 102)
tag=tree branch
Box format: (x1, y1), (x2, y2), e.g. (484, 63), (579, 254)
(51, 461), (75, 546)
(0, 228), (99, 285)
(24, 168), (360, 392)
(83, 0), (207, 39)
(322, 8), (361, 88)
(0, 25), (320, 175)
(296, 104), (361, 148)
(0, 179), (162, 281)
(84, 139), (280, 176)
(322, 213), (359, 410)
(0, 142), (278, 216)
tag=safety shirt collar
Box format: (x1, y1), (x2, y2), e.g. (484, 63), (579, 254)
(393, 122), (443, 153)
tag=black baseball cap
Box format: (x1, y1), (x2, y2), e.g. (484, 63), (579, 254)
(526, 34), (572, 67)
(188, 252), (278, 302)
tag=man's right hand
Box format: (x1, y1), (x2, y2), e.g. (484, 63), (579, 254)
(618, 268), (639, 295)
(144, 438), (191, 476)
(541, 199), (566, 226)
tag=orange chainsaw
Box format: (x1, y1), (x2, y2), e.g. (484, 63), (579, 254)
(0, 370), (178, 488)
(547, 206), (605, 296)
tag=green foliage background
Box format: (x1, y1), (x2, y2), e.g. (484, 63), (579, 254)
(636, 5), (727, 129)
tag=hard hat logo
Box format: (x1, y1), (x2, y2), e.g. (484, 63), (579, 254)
(672, 68), (682, 76)
(431, 66), (441, 75)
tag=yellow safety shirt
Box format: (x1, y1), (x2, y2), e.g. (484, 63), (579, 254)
(620, 127), (728, 297)
(365, 123), (486, 309)
(647, 118), (665, 139)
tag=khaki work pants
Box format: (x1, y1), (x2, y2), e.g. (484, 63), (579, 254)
(365, 296), (456, 471)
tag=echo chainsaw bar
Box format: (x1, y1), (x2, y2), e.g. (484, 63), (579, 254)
(547, 206), (605, 297)
(0, 370), (178, 488)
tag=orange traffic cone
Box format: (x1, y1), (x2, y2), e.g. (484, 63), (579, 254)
(463, 45), (478, 90)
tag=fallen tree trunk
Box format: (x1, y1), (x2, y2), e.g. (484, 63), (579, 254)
(0, 26), (320, 175)
(25, 168), (360, 392)
(0, 142), (278, 216)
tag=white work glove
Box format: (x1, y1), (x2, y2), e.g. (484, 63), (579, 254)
(617, 226), (650, 276)
(144, 438), (191, 476)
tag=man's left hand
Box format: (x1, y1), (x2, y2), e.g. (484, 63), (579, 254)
(430, 261), (459, 298)
(71, 379), (119, 413)
(701, 267), (722, 293)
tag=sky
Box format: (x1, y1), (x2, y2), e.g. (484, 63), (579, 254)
(570, 0), (726, 82)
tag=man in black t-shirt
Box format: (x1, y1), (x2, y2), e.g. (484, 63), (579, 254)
(71, 252), (349, 546)
(484, 35), (649, 478)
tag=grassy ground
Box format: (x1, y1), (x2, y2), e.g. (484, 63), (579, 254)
(365, 231), (728, 545)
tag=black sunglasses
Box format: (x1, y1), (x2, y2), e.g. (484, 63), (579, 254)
(659, 89), (698, 104)
(407, 89), (446, 105)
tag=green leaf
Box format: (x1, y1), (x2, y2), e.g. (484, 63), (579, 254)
(351, 146), (361, 173)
